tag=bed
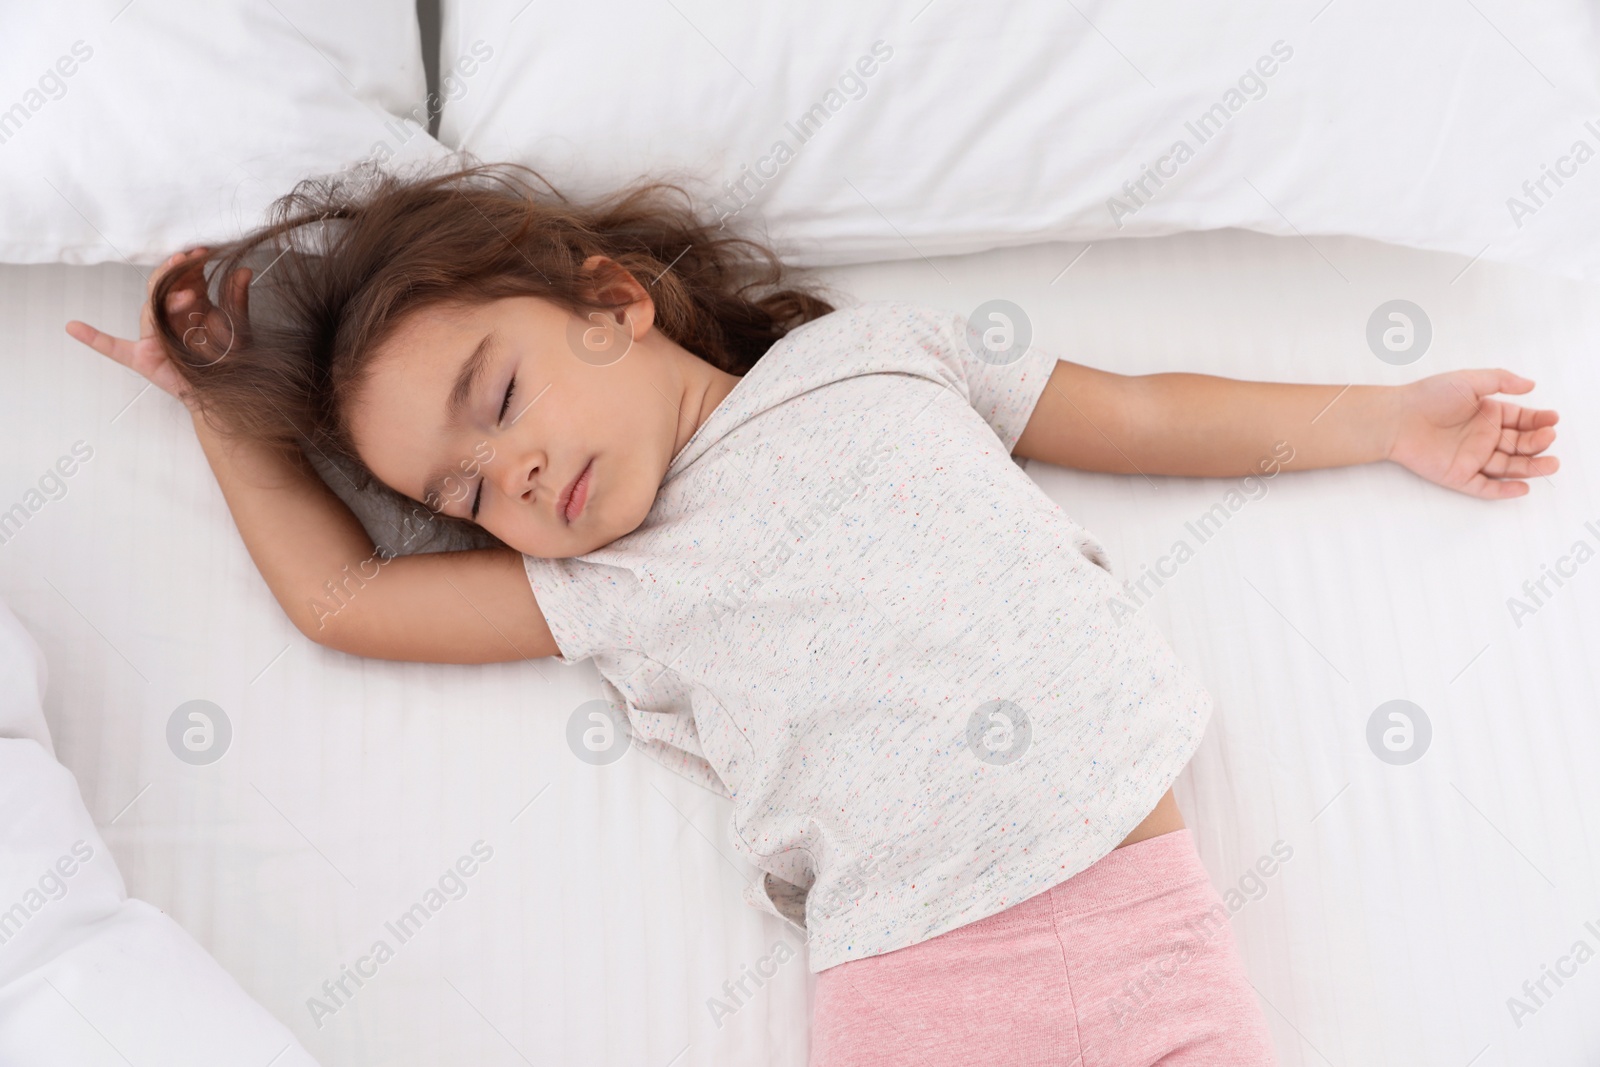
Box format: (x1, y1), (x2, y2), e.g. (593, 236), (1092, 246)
(2, 224), (1596, 1065)
(5, 0), (1600, 1062)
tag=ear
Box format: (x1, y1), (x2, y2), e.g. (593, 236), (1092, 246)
(580, 255), (656, 339)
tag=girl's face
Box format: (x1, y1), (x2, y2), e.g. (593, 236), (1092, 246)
(351, 277), (727, 559)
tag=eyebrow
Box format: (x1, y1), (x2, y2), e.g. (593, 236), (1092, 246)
(420, 331), (496, 511)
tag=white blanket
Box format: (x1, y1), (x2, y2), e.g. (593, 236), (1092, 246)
(0, 599), (319, 1066)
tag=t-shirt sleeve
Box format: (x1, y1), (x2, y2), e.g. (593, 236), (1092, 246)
(521, 552), (635, 664)
(881, 302), (1060, 454)
(856, 302), (1114, 572)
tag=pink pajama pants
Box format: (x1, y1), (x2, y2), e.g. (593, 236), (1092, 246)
(809, 829), (1279, 1066)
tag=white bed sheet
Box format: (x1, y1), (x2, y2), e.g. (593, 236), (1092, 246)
(0, 229), (1596, 1066)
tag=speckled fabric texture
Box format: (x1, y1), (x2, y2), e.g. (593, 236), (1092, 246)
(522, 301), (1212, 973)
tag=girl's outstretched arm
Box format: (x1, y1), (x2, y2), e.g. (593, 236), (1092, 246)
(1012, 360), (1560, 500)
(67, 248), (559, 665)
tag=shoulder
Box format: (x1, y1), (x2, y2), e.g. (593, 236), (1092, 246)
(770, 300), (969, 366)
(732, 301), (993, 410)
(785, 300), (964, 343)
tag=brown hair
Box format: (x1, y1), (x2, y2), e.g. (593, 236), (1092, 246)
(151, 154), (837, 544)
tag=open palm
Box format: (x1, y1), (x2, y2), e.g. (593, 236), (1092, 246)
(1388, 369), (1559, 499)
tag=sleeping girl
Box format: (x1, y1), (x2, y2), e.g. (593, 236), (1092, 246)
(65, 160), (1559, 1065)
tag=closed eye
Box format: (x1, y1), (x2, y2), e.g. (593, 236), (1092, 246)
(498, 375), (516, 424)
(472, 376), (518, 521)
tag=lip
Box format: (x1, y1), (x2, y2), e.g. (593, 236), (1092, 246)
(559, 458), (593, 524)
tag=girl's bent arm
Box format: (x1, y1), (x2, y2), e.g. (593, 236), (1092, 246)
(68, 246), (559, 663)
(193, 410), (559, 664)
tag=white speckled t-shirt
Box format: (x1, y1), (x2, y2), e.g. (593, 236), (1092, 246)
(522, 301), (1211, 973)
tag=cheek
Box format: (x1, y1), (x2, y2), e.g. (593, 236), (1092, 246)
(603, 375), (664, 438)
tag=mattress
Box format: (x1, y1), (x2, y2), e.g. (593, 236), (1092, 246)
(1, 227), (1595, 1066)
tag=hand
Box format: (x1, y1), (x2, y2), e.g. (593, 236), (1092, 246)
(1387, 369), (1559, 499)
(64, 247), (251, 413)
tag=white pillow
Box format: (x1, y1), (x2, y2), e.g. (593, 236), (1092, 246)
(1, 2), (459, 266)
(438, 0), (1600, 281)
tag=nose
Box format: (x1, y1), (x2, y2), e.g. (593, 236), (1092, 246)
(491, 444), (543, 505)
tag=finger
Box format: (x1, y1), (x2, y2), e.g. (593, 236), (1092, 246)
(147, 288), (192, 344)
(173, 257), (210, 299)
(162, 251), (213, 307)
(228, 266), (251, 324)
(1473, 368), (1535, 396)
(1462, 471), (1530, 500)
(64, 320), (139, 368)
(146, 251), (183, 301)
(1483, 453), (1560, 478)
(148, 252), (218, 346)
(217, 267), (251, 349)
(203, 274), (242, 349)
(1507, 405), (1559, 432)
(148, 246), (209, 301)
(1499, 423), (1557, 456)
(198, 304), (236, 359)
